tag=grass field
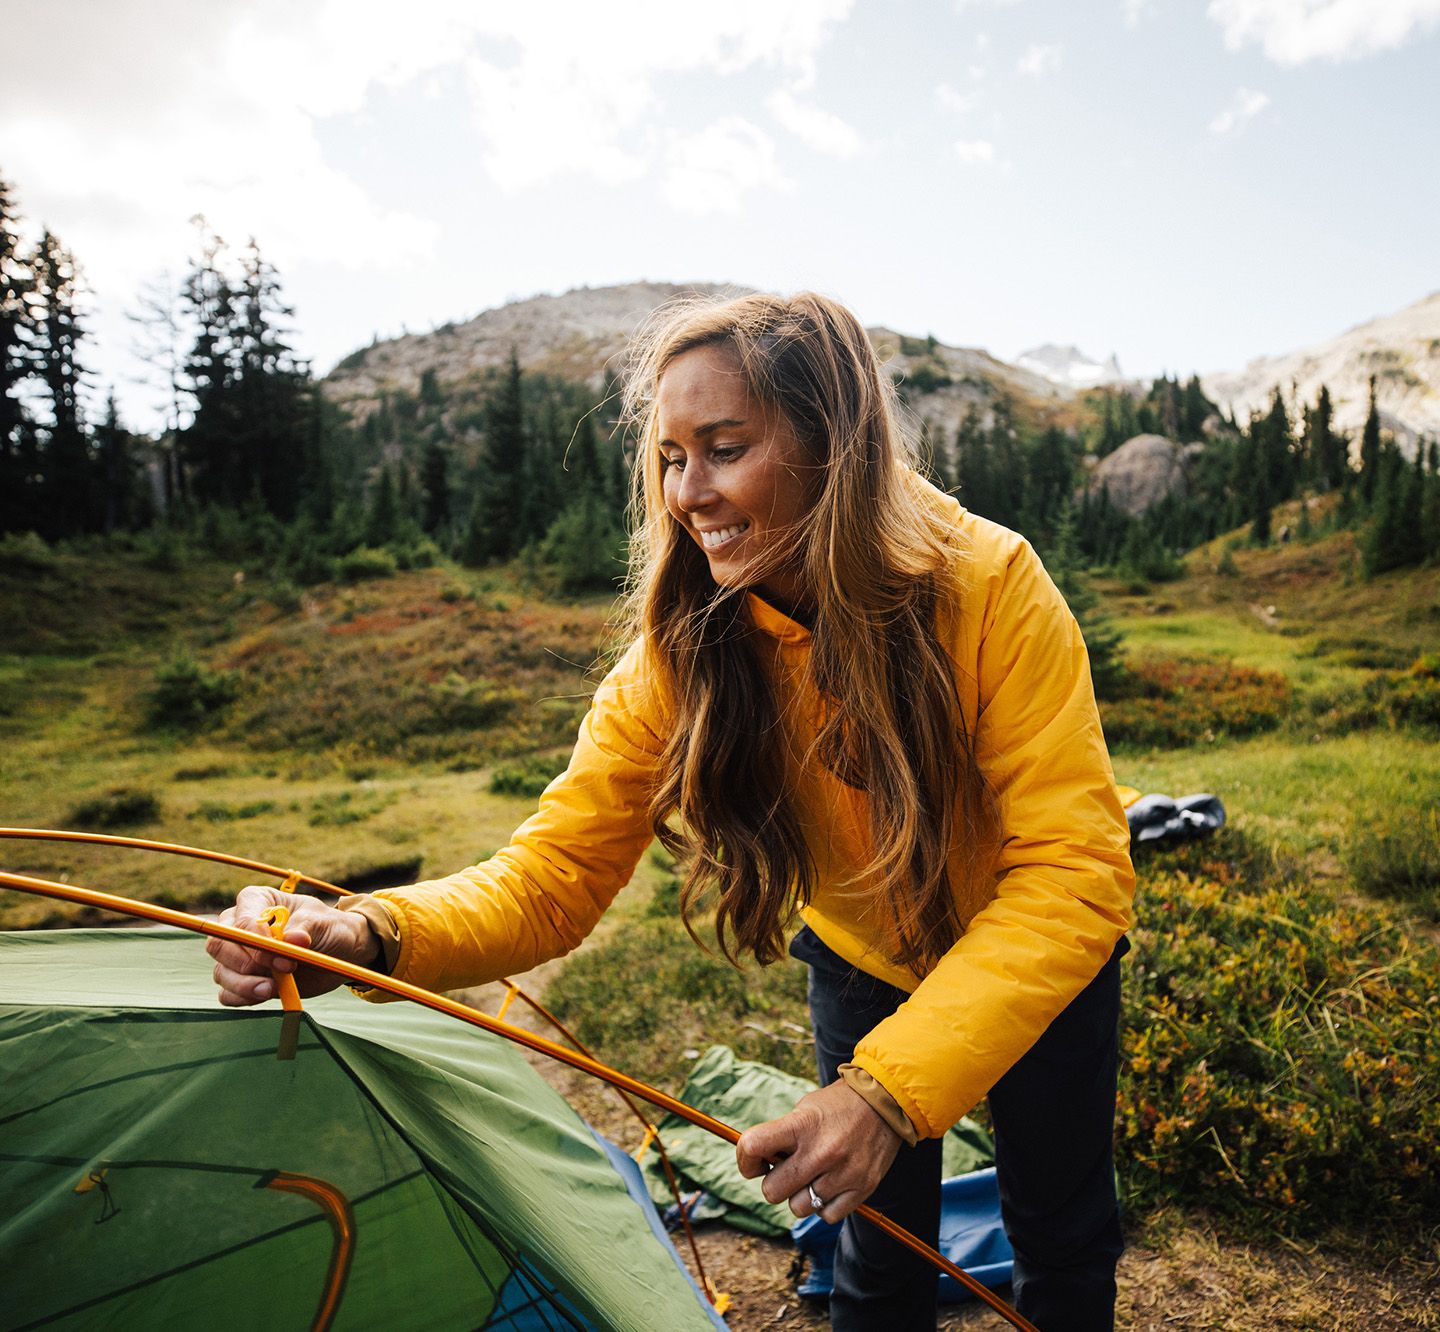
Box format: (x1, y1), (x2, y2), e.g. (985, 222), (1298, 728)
(3, 523), (1438, 1318)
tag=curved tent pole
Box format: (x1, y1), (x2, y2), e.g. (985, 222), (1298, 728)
(0, 828), (721, 1303)
(0, 863), (1039, 1332)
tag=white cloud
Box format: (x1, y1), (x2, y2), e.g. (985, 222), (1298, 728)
(1123, 0), (1154, 25)
(935, 83), (982, 114)
(1207, 0), (1440, 65)
(954, 0), (1021, 9)
(0, 0), (857, 288)
(663, 118), (791, 213)
(1017, 43), (1064, 75)
(767, 88), (863, 157)
(1209, 86), (1271, 133)
(953, 139), (997, 163)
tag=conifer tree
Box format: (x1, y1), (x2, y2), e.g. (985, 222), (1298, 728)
(1306, 384), (1347, 493)
(96, 390), (142, 534)
(179, 221), (239, 505)
(229, 238), (314, 519)
(420, 436), (451, 535)
(1363, 444), (1422, 574)
(1260, 388), (1293, 506)
(1358, 375), (1383, 507)
(0, 172), (34, 535)
(29, 229), (94, 538)
(364, 464), (401, 547)
(1181, 375), (1210, 440)
(1246, 414), (1272, 545)
(1046, 507), (1126, 699)
(471, 350), (526, 561)
(1423, 440), (1440, 563)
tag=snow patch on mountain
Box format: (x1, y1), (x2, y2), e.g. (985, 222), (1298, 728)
(1014, 344), (1124, 389)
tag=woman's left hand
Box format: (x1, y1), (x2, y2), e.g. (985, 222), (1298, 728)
(734, 1079), (902, 1222)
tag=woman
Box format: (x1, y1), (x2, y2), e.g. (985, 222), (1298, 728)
(210, 292), (1134, 1331)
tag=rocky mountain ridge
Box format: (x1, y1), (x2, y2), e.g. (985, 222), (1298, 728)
(321, 282), (1440, 463)
(1202, 290), (1440, 457)
(321, 282), (1077, 446)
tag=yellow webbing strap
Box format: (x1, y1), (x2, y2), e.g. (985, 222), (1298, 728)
(496, 981), (519, 1022)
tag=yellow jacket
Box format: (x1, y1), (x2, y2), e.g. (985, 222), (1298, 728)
(365, 489), (1135, 1139)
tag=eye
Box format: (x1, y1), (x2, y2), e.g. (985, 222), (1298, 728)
(659, 453), (684, 472)
(711, 445), (744, 463)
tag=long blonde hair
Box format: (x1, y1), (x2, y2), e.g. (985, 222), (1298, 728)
(621, 291), (993, 974)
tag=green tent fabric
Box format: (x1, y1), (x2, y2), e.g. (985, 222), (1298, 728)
(640, 1045), (996, 1239)
(0, 928), (727, 1331)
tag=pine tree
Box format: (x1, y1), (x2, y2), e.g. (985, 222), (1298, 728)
(1181, 375), (1210, 440)
(471, 350), (526, 561)
(1423, 440), (1440, 563)
(0, 172), (34, 535)
(95, 390), (143, 534)
(1045, 507), (1126, 699)
(29, 229), (94, 538)
(1260, 388), (1293, 506)
(230, 238), (314, 519)
(1358, 375), (1383, 507)
(1306, 384), (1346, 493)
(363, 465), (404, 547)
(179, 221), (240, 506)
(1363, 445), (1422, 575)
(420, 436), (451, 535)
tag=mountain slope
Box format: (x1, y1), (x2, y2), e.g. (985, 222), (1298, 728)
(1202, 291), (1440, 455)
(321, 282), (1080, 444)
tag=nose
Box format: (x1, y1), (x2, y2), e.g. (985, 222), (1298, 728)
(674, 458), (716, 513)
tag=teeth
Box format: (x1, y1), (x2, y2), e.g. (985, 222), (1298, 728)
(701, 523), (748, 549)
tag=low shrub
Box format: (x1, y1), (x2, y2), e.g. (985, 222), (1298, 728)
(68, 787), (162, 829)
(1307, 658), (1440, 738)
(190, 799), (277, 823)
(146, 652), (239, 730)
(538, 496), (627, 593)
(136, 525), (188, 572)
(0, 531), (58, 570)
(268, 580), (303, 615)
(307, 790), (393, 827)
(335, 546), (398, 582)
(488, 752), (569, 798)
(389, 536), (443, 570)
(1101, 655), (1290, 749)
(425, 673), (524, 732)
(1385, 656), (1440, 733)
(1120, 835), (1440, 1235)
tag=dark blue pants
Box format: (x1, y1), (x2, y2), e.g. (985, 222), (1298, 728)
(790, 927), (1127, 1332)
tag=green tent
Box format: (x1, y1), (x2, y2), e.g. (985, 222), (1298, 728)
(0, 928), (728, 1331)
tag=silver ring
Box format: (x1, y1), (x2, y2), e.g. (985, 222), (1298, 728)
(807, 1184), (825, 1212)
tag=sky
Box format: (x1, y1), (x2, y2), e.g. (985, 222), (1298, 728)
(4, 0), (1440, 432)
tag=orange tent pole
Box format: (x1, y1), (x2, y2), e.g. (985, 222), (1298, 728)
(0, 869), (1037, 1332)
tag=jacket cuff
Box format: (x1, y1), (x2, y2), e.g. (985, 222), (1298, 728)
(337, 894), (402, 995)
(838, 1063), (920, 1145)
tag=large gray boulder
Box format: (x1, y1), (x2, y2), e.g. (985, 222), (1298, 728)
(1084, 433), (1186, 516)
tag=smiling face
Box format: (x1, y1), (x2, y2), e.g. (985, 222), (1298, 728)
(654, 342), (816, 607)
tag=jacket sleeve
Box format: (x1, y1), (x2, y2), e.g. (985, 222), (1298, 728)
(848, 536), (1135, 1138)
(363, 641), (666, 995)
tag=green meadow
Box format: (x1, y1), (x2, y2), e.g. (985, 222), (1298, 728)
(2, 523), (1438, 1292)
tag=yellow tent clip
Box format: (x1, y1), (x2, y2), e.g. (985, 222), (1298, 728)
(259, 903), (304, 1060)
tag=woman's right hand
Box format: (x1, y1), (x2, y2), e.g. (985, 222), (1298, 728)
(207, 885), (380, 1007)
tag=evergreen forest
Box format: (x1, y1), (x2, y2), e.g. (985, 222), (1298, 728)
(4, 164), (1439, 621)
